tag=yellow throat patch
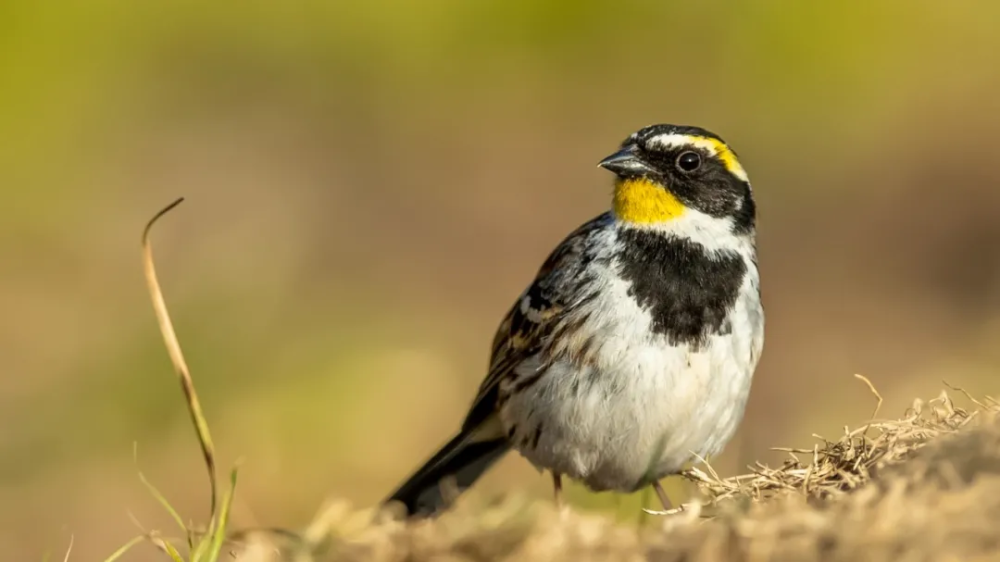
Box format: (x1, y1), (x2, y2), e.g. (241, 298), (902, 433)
(613, 177), (686, 224)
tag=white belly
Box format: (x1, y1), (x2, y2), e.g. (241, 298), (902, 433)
(499, 267), (763, 492)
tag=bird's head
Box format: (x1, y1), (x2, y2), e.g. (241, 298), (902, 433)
(599, 124), (755, 232)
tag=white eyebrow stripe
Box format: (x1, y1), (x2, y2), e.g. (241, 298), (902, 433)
(645, 133), (720, 154)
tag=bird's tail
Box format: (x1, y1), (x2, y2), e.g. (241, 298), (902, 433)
(383, 428), (510, 517)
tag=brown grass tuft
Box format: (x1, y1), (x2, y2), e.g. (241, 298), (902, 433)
(685, 384), (999, 506)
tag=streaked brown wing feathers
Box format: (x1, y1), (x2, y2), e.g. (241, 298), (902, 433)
(460, 214), (609, 432)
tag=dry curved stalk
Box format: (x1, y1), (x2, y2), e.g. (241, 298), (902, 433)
(141, 197), (218, 520)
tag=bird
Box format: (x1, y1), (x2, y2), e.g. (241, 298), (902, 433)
(382, 123), (764, 517)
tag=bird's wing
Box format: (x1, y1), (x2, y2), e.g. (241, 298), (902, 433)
(460, 213), (611, 434)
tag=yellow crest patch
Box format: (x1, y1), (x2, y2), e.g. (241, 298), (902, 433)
(696, 136), (749, 183)
(613, 178), (686, 224)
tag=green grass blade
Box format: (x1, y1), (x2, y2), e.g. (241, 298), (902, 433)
(190, 508), (221, 562)
(190, 528), (211, 562)
(205, 467), (239, 562)
(137, 470), (187, 534)
(102, 536), (144, 562)
(155, 538), (186, 562)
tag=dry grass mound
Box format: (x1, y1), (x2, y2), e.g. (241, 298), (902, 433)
(223, 387), (1000, 562)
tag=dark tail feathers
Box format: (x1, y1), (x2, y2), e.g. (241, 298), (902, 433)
(383, 432), (509, 517)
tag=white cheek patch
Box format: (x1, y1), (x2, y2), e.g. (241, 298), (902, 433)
(644, 133), (750, 184)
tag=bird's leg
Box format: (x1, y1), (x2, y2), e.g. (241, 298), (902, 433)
(652, 480), (672, 511)
(552, 471), (563, 509)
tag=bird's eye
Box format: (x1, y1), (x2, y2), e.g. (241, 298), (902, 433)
(676, 151), (702, 172)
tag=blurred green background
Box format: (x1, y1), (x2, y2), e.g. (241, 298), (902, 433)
(3, 1), (1000, 559)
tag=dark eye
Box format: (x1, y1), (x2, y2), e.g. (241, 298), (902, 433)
(676, 151), (701, 172)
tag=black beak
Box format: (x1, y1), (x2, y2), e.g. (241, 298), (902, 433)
(597, 145), (654, 176)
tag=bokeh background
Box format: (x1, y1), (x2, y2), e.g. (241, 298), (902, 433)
(3, 1), (1000, 559)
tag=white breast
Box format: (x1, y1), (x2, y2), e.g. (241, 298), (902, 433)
(499, 234), (764, 493)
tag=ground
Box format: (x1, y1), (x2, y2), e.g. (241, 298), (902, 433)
(216, 388), (1000, 562)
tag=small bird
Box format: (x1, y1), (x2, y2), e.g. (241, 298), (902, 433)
(383, 124), (764, 517)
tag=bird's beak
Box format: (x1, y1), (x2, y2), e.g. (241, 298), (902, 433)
(597, 145), (654, 176)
